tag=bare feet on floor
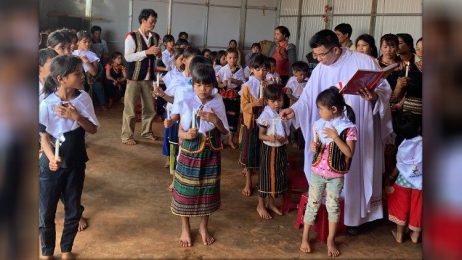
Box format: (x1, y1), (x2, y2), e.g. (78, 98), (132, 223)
(122, 139), (137, 145)
(39, 255), (53, 260)
(410, 230), (420, 243)
(327, 239), (340, 257)
(179, 228), (192, 247)
(199, 226), (215, 246)
(143, 134), (158, 141)
(391, 229), (403, 243)
(267, 199), (283, 216)
(78, 217), (88, 231)
(257, 203), (272, 220)
(299, 240), (311, 253)
(61, 252), (75, 259)
(241, 184), (252, 196)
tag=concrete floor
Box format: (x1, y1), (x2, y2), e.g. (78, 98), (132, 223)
(50, 103), (422, 259)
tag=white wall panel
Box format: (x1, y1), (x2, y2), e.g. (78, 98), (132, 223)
(333, 0), (372, 14)
(302, 0), (326, 15)
(374, 16), (422, 49)
(171, 2), (207, 47)
(280, 0), (299, 16)
(298, 16), (325, 60)
(174, 0), (205, 4)
(377, 0), (422, 14)
(132, 0), (169, 37)
(92, 0), (131, 54)
(332, 16), (371, 42)
(210, 0), (241, 7)
(248, 0), (278, 7)
(244, 9), (277, 47)
(206, 6), (241, 49)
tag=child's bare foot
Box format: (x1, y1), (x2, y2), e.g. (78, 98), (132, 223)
(268, 199), (283, 216)
(257, 203), (272, 220)
(199, 226), (215, 245)
(299, 240), (311, 253)
(61, 252), (75, 259)
(410, 230), (420, 243)
(78, 217), (88, 231)
(179, 228), (192, 247)
(327, 239), (340, 257)
(391, 229), (403, 243)
(122, 138), (137, 145)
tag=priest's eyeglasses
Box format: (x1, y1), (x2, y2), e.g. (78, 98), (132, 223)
(312, 47), (335, 59)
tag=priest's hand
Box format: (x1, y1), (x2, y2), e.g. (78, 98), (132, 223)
(279, 108), (295, 120)
(358, 87), (378, 101)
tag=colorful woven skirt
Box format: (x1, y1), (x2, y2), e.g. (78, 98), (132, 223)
(171, 138), (221, 217)
(258, 143), (288, 198)
(238, 124), (260, 169)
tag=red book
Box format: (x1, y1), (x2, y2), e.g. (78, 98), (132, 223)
(339, 63), (399, 95)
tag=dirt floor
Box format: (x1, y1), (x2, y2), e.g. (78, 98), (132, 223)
(48, 103), (422, 259)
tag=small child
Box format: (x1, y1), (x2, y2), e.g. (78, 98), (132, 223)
(46, 29), (72, 55)
(265, 57), (281, 84)
(245, 42), (261, 67)
(161, 34), (175, 72)
(171, 62), (229, 247)
(213, 50), (227, 75)
(39, 48), (58, 102)
(216, 48), (245, 148)
(238, 54), (269, 196)
(300, 86), (357, 258)
(39, 55), (98, 259)
(285, 61), (309, 104)
(256, 84), (292, 219)
(72, 30), (99, 77)
(387, 111), (422, 243)
(104, 52), (127, 107)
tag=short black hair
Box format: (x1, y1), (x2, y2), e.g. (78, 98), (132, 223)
(268, 57), (276, 66)
(249, 54), (269, 69)
(309, 29), (340, 49)
(47, 29), (72, 48)
(291, 61), (309, 74)
(183, 47), (201, 59)
(191, 63), (217, 88)
(138, 9), (157, 24)
(215, 50), (226, 64)
(39, 48), (58, 67)
(175, 38), (189, 47)
(380, 34), (399, 48)
(76, 30), (91, 41)
(275, 26), (290, 38)
(226, 47), (239, 56)
(394, 111), (421, 139)
(334, 23), (352, 38)
(264, 84), (284, 100)
(90, 25), (102, 34)
(179, 31), (188, 39)
(111, 51), (123, 60)
(251, 42), (261, 49)
(163, 34), (174, 44)
(202, 48), (211, 55)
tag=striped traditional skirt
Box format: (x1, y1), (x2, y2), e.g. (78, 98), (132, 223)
(258, 143), (288, 198)
(171, 133), (221, 217)
(223, 97), (240, 132)
(238, 123), (260, 169)
(168, 122), (179, 175)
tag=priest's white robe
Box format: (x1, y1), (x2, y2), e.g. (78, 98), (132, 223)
(291, 48), (393, 226)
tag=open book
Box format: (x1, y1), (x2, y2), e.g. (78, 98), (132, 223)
(339, 63), (399, 95)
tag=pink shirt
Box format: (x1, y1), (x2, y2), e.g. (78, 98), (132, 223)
(311, 127), (357, 178)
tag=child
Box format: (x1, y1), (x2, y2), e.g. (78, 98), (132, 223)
(202, 48), (212, 60)
(213, 50), (227, 74)
(104, 52), (127, 107)
(39, 48), (58, 102)
(217, 48), (245, 148)
(47, 29), (72, 55)
(39, 55), (98, 259)
(265, 57), (281, 84)
(285, 61), (309, 104)
(238, 54), (268, 196)
(171, 62), (229, 247)
(161, 34), (175, 72)
(256, 84), (291, 219)
(245, 42), (261, 67)
(387, 111), (422, 243)
(300, 86), (357, 258)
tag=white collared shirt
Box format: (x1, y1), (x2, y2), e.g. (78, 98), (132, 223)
(124, 28), (154, 80)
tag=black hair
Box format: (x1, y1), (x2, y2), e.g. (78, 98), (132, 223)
(355, 34), (378, 58)
(215, 50), (226, 65)
(43, 55), (83, 96)
(175, 38), (189, 48)
(138, 9), (157, 24)
(251, 42), (261, 49)
(163, 34), (175, 44)
(264, 84), (284, 101)
(316, 86), (356, 124)
(208, 51), (217, 62)
(268, 57), (276, 66)
(309, 29), (340, 49)
(275, 26), (290, 38)
(202, 48), (211, 55)
(380, 33), (399, 48)
(191, 63), (217, 88)
(90, 25), (102, 34)
(111, 51), (123, 60)
(173, 48), (185, 71)
(291, 61), (309, 74)
(229, 39), (237, 46)
(397, 33), (416, 54)
(178, 31), (188, 39)
(225, 47), (238, 56)
(416, 37), (422, 45)
(183, 47), (201, 59)
(76, 30), (91, 41)
(249, 54), (269, 69)
(47, 29), (72, 48)
(394, 111), (420, 139)
(39, 48), (58, 67)
(334, 23), (353, 38)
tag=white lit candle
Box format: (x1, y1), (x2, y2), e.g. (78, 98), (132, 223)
(313, 126), (318, 143)
(191, 108), (197, 128)
(272, 118), (276, 138)
(259, 83), (264, 99)
(54, 138), (60, 160)
(405, 61), (410, 77)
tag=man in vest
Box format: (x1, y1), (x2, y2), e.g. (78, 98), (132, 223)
(122, 8), (161, 145)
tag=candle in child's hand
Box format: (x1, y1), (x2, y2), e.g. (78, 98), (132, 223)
(259, 83), (264, 99)
(191, 108), (196, 128)
(313, 126), (318, 143)
(405, 62), (410, 77)
(54, 138), (60, 160)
